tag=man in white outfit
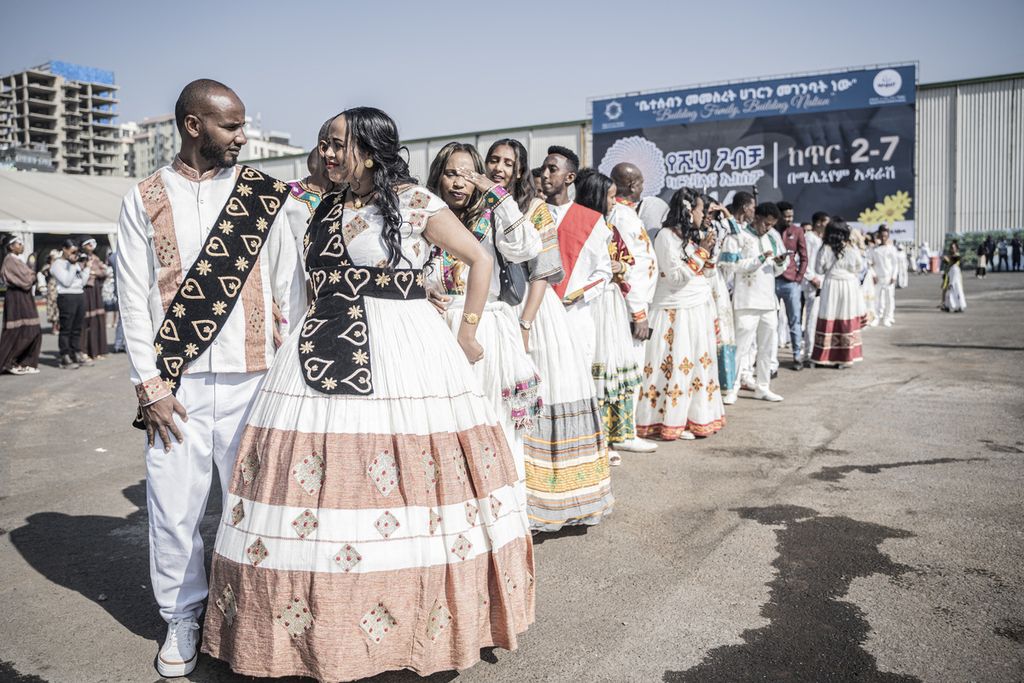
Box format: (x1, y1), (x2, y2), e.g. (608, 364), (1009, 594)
(870, 225), (900, 326)
(722, 202), (787, 403)
(609, 163), (659, 453)
(802, 212), (829, 366)
(116, 80), (304, 678)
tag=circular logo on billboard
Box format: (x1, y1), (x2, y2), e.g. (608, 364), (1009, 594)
(597, 136), (666, 198)
(604, 101), (622, 121)
(873, 69), (902, 98)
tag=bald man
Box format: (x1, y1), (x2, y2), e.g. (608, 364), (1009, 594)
(116, 78), (305, 677)
(608, 162), (659, 453)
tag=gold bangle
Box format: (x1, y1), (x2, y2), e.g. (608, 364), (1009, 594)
(462, 312), (480, 325)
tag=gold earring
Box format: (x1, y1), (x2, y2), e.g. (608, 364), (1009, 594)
(364, 158), (374, 169)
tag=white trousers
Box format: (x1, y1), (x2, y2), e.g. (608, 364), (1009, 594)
(802, 286), (820, 359)
(876, 281), (896, 325)
(734, 309), (777, 394)
(145, 370), (264, 622)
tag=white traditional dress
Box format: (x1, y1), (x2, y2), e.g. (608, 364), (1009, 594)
(811, 244), (865, 366)
(591, 209), (643, 445)
(520, 200), (613, 532)
(637, 230), (725, 439)
(203, 187), (534, 681)
(942, 252), (967, 312)
(432, 186), (542, 514)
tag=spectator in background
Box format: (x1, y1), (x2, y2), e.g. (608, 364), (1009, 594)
(996, 237), (1009, 272)
(802, 212), (828, 366)
(531, 167), (545, 199)
(79, 238), (109, 360)
(811, 218), (865, 368)
(916, 242), (931, 274)
(773, 201), (807, 370)
(40, 249), (61, 333)
(1012, 235), (1022, 271)
(869, 225), (900, 327)
(942, 240), (967, 312)
(52, 238), (92, 369)
(0, 236), (42, 375)
(722, 201), (787, 403)
(975, 239), (988, 278)
(637, 193), (670, 243)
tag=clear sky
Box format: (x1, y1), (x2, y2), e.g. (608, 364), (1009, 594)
(2, 0), (1022, 148)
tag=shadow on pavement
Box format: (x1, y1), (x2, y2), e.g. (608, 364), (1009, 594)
(9, 479), (222, 645)
(664, 505), (919, 683)
(810, 457), (987, 482)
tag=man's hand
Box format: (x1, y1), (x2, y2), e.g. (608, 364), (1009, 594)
(631, 319), (650, 341)
(142, 395), (188, 452)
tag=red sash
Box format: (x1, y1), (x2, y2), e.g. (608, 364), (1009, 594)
(552, 203), (602, 299)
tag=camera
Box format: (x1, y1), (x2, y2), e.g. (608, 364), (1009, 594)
(711, 209), (724, 221)
(77, 252), (90, 263)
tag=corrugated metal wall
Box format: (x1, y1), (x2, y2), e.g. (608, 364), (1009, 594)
(916, 87), (956, 248)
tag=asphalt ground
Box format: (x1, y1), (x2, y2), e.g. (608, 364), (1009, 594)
(1, 271), (1022, 683)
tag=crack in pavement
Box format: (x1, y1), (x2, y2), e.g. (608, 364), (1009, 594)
(810, 457), (987, 482)
(664, 505), (918, 682)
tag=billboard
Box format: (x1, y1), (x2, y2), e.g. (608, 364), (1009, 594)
(592, 64), (916, 240)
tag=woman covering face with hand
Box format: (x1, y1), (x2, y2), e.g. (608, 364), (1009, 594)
(203, 109), (535, 683)
(426, 141), (543, 515)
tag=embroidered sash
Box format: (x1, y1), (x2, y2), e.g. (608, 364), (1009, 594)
(299, 193), (426, 396)
(133, 166), (288, 429)
(551, 202), (602, 300)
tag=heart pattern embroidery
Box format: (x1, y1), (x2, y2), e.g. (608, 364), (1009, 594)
(303, 356), (335, 382)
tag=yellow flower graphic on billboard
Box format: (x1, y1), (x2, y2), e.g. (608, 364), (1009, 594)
(858, 192), (912, 227)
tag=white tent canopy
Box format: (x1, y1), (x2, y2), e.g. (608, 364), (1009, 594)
(0, 170), (140, 237)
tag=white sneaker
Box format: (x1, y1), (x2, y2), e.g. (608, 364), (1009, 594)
(157, 618), (199, 678)
(616, 437), (658, 453)
(883, 321), (894, 327)
(679, 431), (696, 440)
(722, 391), (738, 405)
(753, 389), (784, 402)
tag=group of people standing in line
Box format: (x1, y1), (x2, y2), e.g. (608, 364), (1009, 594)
(0, 235), (118, 375)
(106, 79), (911, 682)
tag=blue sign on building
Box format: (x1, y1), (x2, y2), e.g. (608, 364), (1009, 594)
(48, 61), (115, 85)
(592, 64), (918, 240)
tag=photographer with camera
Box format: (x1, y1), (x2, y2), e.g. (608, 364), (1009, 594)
(52, 238), (93, 369)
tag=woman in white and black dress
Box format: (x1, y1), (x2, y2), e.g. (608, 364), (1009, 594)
(203, 108), (534, 682)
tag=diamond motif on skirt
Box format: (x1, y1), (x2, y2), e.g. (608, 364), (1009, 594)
(292, 453), (325, 496)
(332, 544), (361, 572)
(275, 597), (314, 638)
(480, 446), (497, 478)
(215, 584), (237, 625)
(360, 602), (397, 644)
(374, 511), (400, 538)
(426, 599), (453, 641)
(422, 450), (438, 489)
(464, 501), (478, 525)
(451, 534), (472, 560)
(367, 450), (399, 497)
(429, 509), (442, 535)
(246, 538), (268, 566)
(504, 570), (518, 594)
(291, 509), (319, 540)
(489, 494), (502, 518)
(452, 451), (468, 485)
(230, 500), (244, 526)
(239, 451), (259, 485)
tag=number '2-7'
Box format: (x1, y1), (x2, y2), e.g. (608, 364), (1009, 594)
(850, 136), (899, 163)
